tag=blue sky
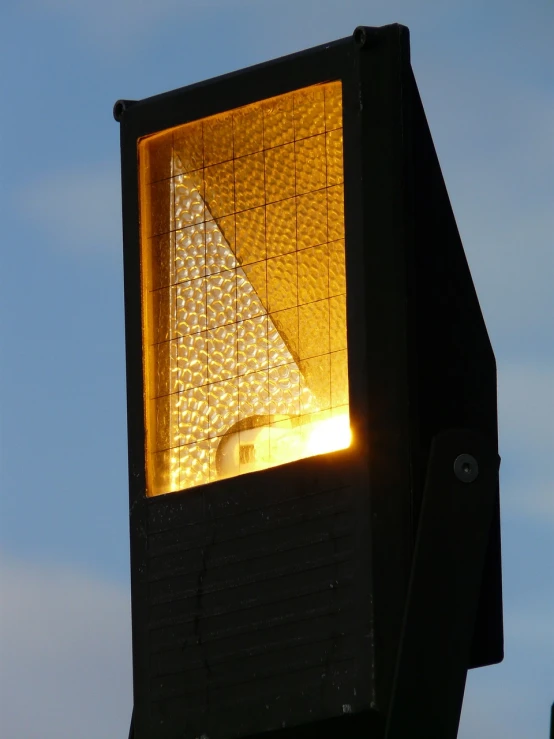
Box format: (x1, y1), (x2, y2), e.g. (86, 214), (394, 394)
(0, 0), (552, 736)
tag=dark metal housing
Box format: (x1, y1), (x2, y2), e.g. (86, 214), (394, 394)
(116, 23), (502, 739)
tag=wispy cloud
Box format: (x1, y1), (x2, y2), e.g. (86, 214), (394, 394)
(460, 661), (552, 739)
(0, 556), (132, 739)
(460, 583), (554, 738)
(500, 363), (554, 463)
(506, 598), (554, 653)
(15, 165), (121, 258)
(20, 0), (496, 58)
(416, 61), (554, 355)
(23, 0), (242, 50)
(498, 361), (554, 525)
(1, 552), (551, 739)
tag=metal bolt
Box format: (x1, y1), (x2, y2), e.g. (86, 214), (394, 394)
(454, 454), (479, 483)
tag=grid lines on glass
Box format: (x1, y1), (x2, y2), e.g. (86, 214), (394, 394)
(139, 81), (348, 495)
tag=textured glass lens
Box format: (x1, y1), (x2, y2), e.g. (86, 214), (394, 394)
(139, 82), (349, 496)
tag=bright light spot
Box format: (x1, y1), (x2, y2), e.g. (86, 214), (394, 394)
(217, 412), (351, 478)
(305, 413), (352, 456)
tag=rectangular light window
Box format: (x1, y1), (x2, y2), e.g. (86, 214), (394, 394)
(139, 82), (349, 495)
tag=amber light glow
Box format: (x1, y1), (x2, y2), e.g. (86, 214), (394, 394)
(139, 82), (349, 495)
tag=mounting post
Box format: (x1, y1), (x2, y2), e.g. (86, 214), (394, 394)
(385, 429), (500, 739)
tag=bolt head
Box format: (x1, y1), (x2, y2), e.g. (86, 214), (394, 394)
(454, 453), (479, 483)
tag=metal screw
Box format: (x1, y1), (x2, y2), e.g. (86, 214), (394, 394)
(454, 454), (479, 483)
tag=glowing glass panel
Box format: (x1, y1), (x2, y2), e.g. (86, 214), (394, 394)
(139, 82), (349, 496)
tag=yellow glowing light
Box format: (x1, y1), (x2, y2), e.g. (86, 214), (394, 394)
(305, 413), (352, 456)
(139, 82), (349, 495)
(216, 412), (351, 478)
